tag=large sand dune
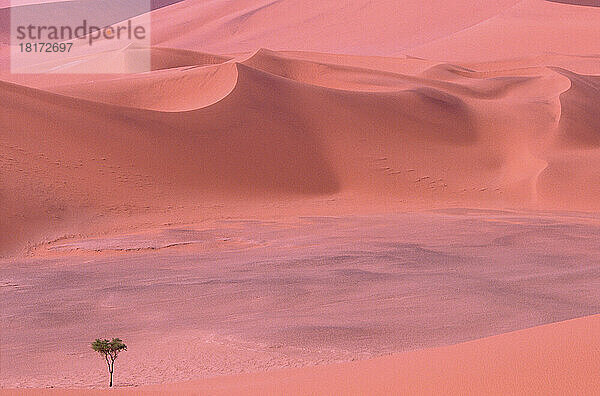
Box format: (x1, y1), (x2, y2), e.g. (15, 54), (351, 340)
(149, 0), (521, 55)
(2, 0), (600, 393)
(3, 48), (600, 255)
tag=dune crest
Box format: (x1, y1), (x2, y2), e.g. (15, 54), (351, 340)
(4, 47), (600, 255)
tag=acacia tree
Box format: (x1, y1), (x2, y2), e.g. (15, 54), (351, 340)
(91, 338), (127, 387)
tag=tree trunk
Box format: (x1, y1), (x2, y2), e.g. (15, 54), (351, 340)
(109, 369), (113, 387)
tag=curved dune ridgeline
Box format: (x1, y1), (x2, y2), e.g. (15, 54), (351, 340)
(3, 46), (600, 254)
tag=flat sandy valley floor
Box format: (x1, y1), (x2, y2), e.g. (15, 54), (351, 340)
(2, 209), (600, 388)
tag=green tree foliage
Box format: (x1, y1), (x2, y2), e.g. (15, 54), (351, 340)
(91, 338), (127, 387)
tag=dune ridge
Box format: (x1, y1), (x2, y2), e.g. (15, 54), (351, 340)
(4, 47), (600, 255)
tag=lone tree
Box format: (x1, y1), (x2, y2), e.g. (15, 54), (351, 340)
(91, 338), (127, 387)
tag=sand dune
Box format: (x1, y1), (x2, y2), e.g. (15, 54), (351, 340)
(51, 61), (239, 111)
(0, 65), (340, 254)
(411, 0), (600, 62)
(2, 314), (599, 394)
(133, 314), (600, 395)
(113, 314), (600, 395)
(5, 48), (600, 255)
(149, 0), (520, 55)
(146, 0), (600, 61)
(552, 68), (600, 147)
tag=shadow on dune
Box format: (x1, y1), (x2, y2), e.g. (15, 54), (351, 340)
(546, 0), (600, 7)
(151, 0), (186, 9)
